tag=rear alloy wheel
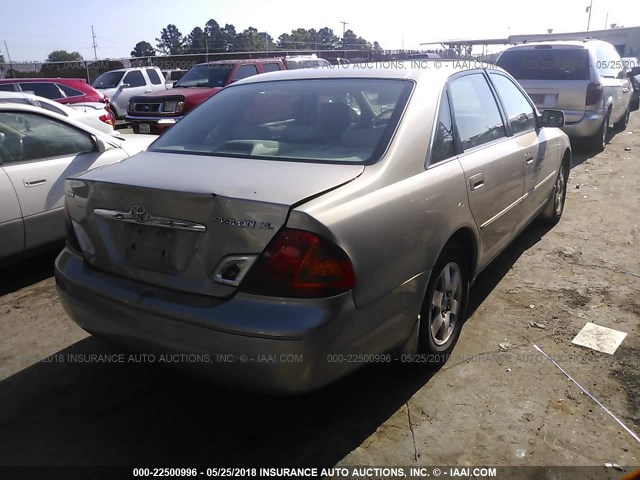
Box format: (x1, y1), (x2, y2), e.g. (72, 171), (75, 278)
(540, 160), (568, 224)
(417, 245), (468, 364)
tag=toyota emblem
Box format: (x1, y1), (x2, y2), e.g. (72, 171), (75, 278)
(131, 205), (150, 223)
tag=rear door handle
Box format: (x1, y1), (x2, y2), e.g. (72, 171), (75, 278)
(24, 178), (46, 187)
(145, 89), (152, 94)
(469, 173), (484, 191)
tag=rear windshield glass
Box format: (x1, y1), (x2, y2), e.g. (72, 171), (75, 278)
(92, 71), (125, 89)
(150, 79), (413, 165)
(497, 48), (590, 81)
(175, 64), (234, 88)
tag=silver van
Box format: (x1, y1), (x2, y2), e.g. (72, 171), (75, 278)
(497, 40), (632, 151)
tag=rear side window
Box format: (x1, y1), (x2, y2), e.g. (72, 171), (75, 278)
(123, 70), (146, 87)
(490, 73), (536, 135)
(497, 48), (590, 81)
(146, 69), (162, 85)
(233, 64), (259, 81)
(20, 82), (64, 100)
(57, 84), (85, 98)
(430, 91), (455, 164)
(262, 63), (281, 73)
(449, 74), (506, 150)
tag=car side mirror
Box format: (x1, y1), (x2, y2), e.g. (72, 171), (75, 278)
(119, 83), (131, 90)
(93, 135), (108, 153)
(630, 67), (640, 77)
(541, 110), (565, 128)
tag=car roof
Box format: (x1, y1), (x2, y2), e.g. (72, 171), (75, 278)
(0, 77), (87, 83)
(233, 60), (490, 85)
(195, 58), (283, 67)
(504, 39), (610, 50)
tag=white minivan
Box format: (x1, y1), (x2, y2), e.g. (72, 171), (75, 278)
(92, 67), (167, 119)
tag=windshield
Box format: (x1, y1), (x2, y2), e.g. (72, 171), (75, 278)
(92, 71), (125, 89)
(175, 64), (234, 88)
(150, 78), (413, 165)
(497, 49), (590, 81)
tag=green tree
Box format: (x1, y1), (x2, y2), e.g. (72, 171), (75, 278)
(156, 24), (185, 55)
(340, 29), (371, 51)
(186, 27), (207, 54)
(233, 27), (275, 52)
(0, 54), (5, 64)
(317, 27), (339, 49)
(46, 50), (83, 62)
(131, 41), (156, 57)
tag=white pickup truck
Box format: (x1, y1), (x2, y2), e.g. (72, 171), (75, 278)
(91, 67), (167, 119)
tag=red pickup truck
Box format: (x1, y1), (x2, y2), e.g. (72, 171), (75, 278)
(126, 58), (285, 134)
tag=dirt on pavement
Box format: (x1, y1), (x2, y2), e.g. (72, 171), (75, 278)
(0, 112), (639, 471)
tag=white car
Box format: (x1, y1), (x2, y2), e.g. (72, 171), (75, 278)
(0, 91), (116, 133)
(0, 104), (158, 264)
(91, 67), (167, 119)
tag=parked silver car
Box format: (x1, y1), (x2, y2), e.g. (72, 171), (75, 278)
(497, 40), (632, 151)
(55, 64), (571, 393)
(0, 104), (157, 264)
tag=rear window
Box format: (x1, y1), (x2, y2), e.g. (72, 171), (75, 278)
(497, 48), (590, 81)
(175, 64), (234, 88)
(150, 79), (413, 165)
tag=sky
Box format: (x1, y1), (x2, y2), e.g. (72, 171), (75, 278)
(1, 0), (639, 62)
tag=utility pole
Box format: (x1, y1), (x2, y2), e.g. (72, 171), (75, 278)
(586, 0), (593, 31)
(91, 25), (98, 61)
(265, 31), (268, 54)
(205, 37), (209, 62)
(340, 21), (349, 58)
(3, 41), (15, 78)
(604, 12), (609, 29)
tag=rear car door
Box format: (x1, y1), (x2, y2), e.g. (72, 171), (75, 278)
(488, 72), (556, 227)
(231, 64), (259, 82)
(145, 68), (166, 93)
(449, 72), (525, 266)
(0, 110), (124, 249)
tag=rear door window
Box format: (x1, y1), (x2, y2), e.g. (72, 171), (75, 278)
(123, 70), (146, 87)
(0, 84), (18, 92)
(262, 63), (281, 73)
(146, 69), (163, 85)
(497, 48), (590, 81)
(233, 64), (259, 81)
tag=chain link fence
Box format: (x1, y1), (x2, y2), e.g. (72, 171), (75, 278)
(0, 49), (500, 83)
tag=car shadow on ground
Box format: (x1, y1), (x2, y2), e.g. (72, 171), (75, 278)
(0, 221), (557, 467)
(0, 249), (60, 297)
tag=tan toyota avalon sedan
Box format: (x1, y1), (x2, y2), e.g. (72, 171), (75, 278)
(55, 63), (571, 392)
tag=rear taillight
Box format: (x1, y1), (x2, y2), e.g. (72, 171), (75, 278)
(240, 228), (355, 298)
(586, 82), (603, 106)
(99, 106), (115, 126)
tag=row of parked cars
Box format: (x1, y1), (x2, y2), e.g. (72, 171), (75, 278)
(1, 41), (637, 393)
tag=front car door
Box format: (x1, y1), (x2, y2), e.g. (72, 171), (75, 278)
(0, 110), (124, 250)
(488, 72), (557, 229)
(113, 70), (150, 115)
(448, 72), (525, 267)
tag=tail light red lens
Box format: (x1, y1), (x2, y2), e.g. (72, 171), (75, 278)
(240, 228), (355, 298)
(99, 106), (116, 126)
(586, 82), (603, 106)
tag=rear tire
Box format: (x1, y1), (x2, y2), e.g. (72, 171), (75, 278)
(540, 157), (569, 225)
(417, 244), (469, 365)
(614, 104), (630, 132)
(585, 112), (609, 152)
